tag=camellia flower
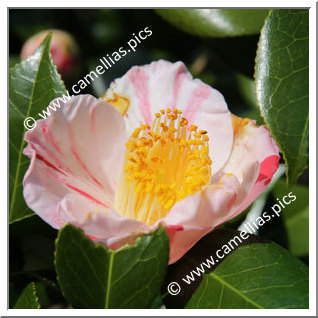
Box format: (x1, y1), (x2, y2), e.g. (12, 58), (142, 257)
(23, 60), (279, 264)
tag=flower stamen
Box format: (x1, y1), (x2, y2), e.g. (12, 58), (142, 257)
(115, 108), (212, 225)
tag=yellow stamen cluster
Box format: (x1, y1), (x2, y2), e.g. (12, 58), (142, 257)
(114, 108), (212, 226)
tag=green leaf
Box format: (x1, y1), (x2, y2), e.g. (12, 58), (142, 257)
(9, 55), (20, 69)
(55, 224), (169, 309)
(157, 9), (269, 37)
(272, 179), (309, 256)
(164, 229), (267, 308)
(255, 9), (309, 185)
(10, 273), (65, 308)
(9, 33), (67, 223)
(186, 243), (308, 309)
(13, 281), (49, 309)
(150, 295), (165, 309)
(13, 282), (40, 309)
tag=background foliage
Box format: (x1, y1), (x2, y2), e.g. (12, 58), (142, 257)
(9, 9), (309, 309)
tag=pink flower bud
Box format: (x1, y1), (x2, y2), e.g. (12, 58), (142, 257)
(21, 29), (79, 79)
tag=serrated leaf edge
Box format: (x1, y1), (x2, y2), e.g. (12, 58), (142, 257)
(9, 32), (68, 223)
(54, 224), (169, 309)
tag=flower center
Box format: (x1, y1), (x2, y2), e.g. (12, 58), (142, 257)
(115, 108), (212, 226)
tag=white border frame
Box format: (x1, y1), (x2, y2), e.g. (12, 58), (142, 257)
(3, 1), (316, 316)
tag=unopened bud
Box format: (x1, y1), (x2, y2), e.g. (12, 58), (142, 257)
(21, 29), (80, 79)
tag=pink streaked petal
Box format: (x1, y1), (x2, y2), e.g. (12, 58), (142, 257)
(23, 95), (126, 228)
(23, 146), (74, 229)
(182, 84), (212, 124)
(219, 115), (280, 219)
(159, 164), (263, 264)
(23, 145), (111, 229)
(164, 224), (216, 265)
(77, 212), (150, 243)
(163, 177), (238, 228)
(128, 67), (152, 125)
(219, 162), (260, 222)
(160, 177), (241, 264)
(106, 60), (233, 173)
(25, 95), (126, 196)
(222, 116), (280, 182)
(257, 155), (280, 182)
(230, 156), (280, 218)
(172, 63), (187, 105)
(97, 231), (149, 251)
(56, 193), (151, 247)
(166, 226), (210, 264)
(193, 111), (233, 173)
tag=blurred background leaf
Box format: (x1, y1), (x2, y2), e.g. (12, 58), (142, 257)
(157, 9), (269, 37)
(235, 73), (264, 125)
(272, 179), (309, 257)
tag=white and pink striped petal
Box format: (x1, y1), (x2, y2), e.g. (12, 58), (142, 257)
(221, 116), (280, 218)
(23, 94), (126, 228)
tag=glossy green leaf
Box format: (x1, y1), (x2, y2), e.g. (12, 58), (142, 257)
(186, 242), (309, 309)
(272, 179), (309, 256)
(55, 224), (169, 309)
(9, 33), (67, 223)
(13, 281), (49, 309)
(157, 9), (269, 37)
(164, 229), (267, 308)
(255, 9), (309, 185)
